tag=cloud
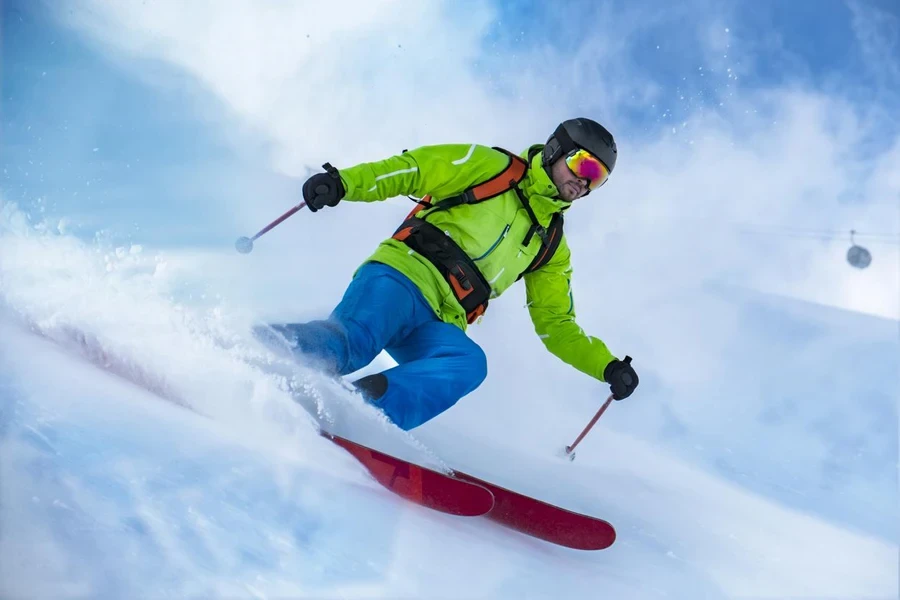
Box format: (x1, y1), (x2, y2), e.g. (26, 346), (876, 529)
(55, 0), (518, 172)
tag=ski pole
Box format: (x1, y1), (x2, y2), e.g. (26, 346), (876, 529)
(564, 393), (614, 461)
(234, 201), (307, 254)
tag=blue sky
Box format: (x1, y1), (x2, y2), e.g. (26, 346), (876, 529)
(482, 0), (899, 143)
(1, 0), (898, 584)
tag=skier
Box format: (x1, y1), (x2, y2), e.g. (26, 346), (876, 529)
(259, 118), (639, 430)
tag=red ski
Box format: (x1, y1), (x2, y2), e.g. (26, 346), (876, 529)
(327, 435), (614, 549)
(453, 471), (616, 550)
(325, 433), (494, 517)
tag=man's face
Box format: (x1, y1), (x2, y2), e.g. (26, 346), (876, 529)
(550, 155), (591, 201)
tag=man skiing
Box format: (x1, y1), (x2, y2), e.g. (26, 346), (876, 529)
(260, 118), (639, 430)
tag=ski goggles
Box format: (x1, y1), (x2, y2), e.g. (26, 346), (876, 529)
(565, 148), (610, 191)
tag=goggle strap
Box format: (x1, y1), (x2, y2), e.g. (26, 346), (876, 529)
(553, 124), (577, 158)
(556, 125), (577, 154)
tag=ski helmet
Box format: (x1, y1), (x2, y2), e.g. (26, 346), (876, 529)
(542, 118), (617, 175)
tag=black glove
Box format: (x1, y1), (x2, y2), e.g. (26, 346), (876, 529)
(302, 162), (345, 212)
(603, 355), (639, 400)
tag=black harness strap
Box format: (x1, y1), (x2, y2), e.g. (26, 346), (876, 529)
(512, 183), (547, 247)
(393, 217), (492, 324)
(518, 212), (564, 279)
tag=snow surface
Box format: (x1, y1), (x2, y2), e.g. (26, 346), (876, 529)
(0, 204), (896, 599)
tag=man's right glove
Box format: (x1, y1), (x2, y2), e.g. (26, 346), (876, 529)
(603, 355), (639, 400)
(302, 162), (345, 212)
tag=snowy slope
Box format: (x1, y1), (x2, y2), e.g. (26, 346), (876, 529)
(1, 216), (895, 599)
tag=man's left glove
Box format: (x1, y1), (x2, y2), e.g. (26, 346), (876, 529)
(302, 162), (345, 212)
(603, 356), (639, 400)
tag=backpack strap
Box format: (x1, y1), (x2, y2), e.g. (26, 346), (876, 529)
(413, 147), (550, 249)
(511, 185), (546, 246)
(517, 213), (565, 279)
(414, 147), (528, 216)
(463, 147), (528, 202)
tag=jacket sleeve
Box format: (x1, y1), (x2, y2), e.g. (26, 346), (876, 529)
(523, 235), (616, 381)
(335, 144), (509, 203)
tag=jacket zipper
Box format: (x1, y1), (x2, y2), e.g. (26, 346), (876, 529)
(474, 224), (511, 261)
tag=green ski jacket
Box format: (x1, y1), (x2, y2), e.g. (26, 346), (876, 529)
(337, 143), (616, 382)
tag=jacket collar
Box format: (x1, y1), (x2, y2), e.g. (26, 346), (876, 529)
(519, 145), (571, 219)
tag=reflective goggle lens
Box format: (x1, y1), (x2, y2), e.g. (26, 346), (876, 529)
(565, 149), (610, 191)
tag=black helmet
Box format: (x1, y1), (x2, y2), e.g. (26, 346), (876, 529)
(542, 118), (617, 174)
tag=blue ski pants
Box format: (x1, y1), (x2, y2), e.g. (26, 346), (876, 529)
(269, 262), (487, 430)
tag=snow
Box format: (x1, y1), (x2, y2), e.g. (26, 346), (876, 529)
(0, 209), (895, 599)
